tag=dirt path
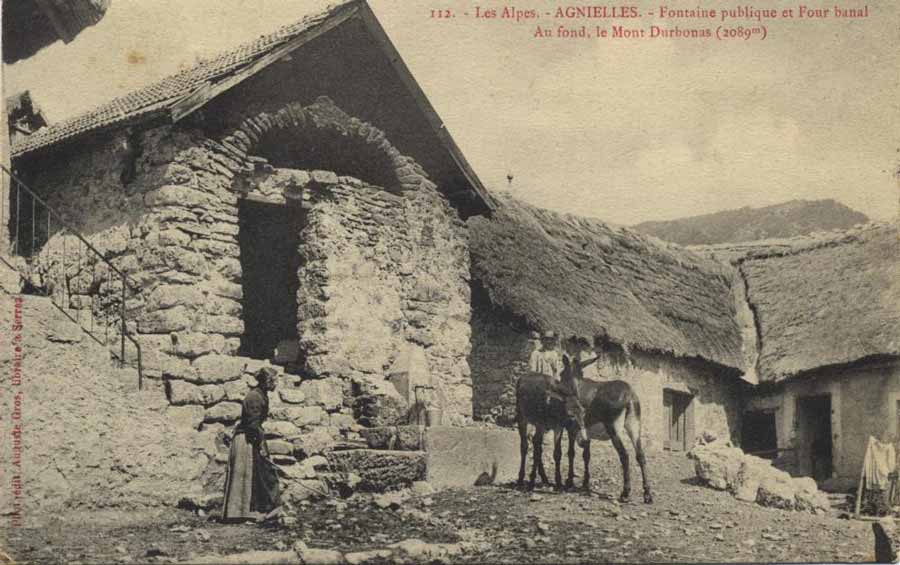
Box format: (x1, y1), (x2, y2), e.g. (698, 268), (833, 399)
(2, 447), (874, 564)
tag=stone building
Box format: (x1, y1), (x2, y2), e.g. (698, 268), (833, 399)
(5, 0), (898, 499)
(697, 223), (900, 487)
(468, 194), (751, 451)
(470, 194), (900, 484)
(7, 0), (495, 484)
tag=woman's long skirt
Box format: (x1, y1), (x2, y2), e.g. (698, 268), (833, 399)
(223, 433), (280, 520)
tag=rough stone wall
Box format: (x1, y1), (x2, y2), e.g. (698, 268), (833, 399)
(0, 293), (223, 522)
(298, 175), (472, 425)
(21, 97), (473, 429)
(746, 361), (900, 482)
(26, 125), (247, 389)
(469, 315), (743, 451)
(469, 295), (536, 424)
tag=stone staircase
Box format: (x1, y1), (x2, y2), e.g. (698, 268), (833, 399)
(826, 492), (854, 514)
(0, 291), (223, 521)
(0, 257), (517, 508)
(0, 254), (22, 294)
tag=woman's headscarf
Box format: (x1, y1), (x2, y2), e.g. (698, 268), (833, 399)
(255, 367), (278, 387)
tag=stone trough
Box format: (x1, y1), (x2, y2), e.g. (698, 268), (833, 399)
(361, 425), (527, 489)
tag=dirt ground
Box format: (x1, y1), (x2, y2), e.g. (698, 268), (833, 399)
(2, 447), (875, 564)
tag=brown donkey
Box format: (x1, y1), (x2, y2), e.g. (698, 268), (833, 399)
(515, 358), (590, 491)
(557, 355), (654, 503)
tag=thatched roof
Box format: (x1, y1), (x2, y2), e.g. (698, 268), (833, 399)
(469, 193), (745, 370)
(693, 222), (900, 382)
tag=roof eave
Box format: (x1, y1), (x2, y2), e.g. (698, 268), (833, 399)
(168, 0), (494, 214)
(354, 3), (495, 214)
(13, 0), (495, 214)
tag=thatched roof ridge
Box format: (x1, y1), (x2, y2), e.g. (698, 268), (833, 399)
(469, 193), (745, 370)
(710, 222), (900, 382)
(689, 222), (891, 265)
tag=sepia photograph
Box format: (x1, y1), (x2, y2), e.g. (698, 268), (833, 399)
(0, 0), (898, 563)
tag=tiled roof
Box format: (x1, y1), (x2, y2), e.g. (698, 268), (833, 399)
(11, 1), (354, 157)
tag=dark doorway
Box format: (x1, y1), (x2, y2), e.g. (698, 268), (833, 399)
(237, 200), (304, 360)
(742, 410), (778, 459)
(663, 390), (694, 451)
(796, 395), (832, 481)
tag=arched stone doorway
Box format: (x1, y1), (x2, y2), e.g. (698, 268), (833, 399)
(216, 98), (473, 423)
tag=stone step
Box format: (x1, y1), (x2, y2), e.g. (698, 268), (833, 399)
(827, 493), (853, 511)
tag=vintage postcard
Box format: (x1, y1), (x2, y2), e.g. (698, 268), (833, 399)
(1, 0), (898, 563)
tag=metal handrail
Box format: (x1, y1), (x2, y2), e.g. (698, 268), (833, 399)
(0, 164), (143, 389)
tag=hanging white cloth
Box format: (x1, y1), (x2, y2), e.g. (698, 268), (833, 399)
(863, 436), (897, 489)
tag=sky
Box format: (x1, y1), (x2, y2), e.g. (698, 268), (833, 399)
(3, 0), (899, 225)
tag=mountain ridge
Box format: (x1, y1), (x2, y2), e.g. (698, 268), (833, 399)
(632, 199), (870, 245)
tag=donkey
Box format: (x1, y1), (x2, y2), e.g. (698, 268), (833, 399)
(515, 363), (589, 491)
(555, 354), (654, 503)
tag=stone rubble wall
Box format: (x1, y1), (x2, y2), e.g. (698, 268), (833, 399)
(0, 293), (223, 519)
(297, 175), (471, 426)
(468, 298), (535, 424)
(26, 124), (248, 379)
(18, 97), (474, 501)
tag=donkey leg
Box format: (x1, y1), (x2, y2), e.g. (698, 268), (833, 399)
(537, 435), (551, 486)
(529, 429), (544, 491)
(538, 458), (551, 486)
(565, 426), (576, 490)
(625, 407), (652, 503)
(517, 421), (529, 488)
(581, 440), (591, 494)
(606, 418), (631, 503)
(553, 428), (564, 491)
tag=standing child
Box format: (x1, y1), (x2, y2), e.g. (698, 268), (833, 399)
(529, 331), (562, 405)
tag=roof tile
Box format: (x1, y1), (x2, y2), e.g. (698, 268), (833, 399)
(12, 2), (354, 157)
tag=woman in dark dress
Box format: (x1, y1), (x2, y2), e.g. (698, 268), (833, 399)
(223, 367), (282, 522)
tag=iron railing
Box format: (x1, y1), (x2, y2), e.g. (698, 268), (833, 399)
(0, 164), (143, 388)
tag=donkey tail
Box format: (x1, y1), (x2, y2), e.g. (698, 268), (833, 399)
(624, 390), (642, 440)
(631, 394), (641, 419)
